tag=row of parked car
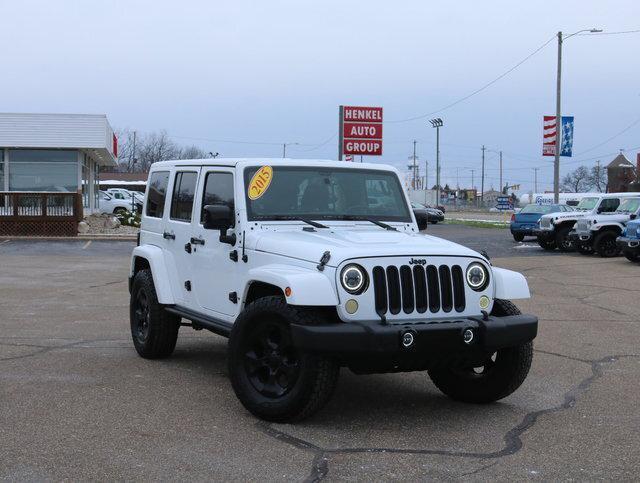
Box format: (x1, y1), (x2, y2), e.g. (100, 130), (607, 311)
(410, 202), (445, 230)
(510, 192), (640, 262)
(98, 189), (144, 214)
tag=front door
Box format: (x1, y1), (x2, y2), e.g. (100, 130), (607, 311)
(189, 168), (239, 318)
(163, 168), (200, 308)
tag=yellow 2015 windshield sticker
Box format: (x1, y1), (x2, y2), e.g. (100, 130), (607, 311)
(248, 166), (273, 200)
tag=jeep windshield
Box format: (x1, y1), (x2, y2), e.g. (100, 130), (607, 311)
(575, 197), (599, 211)
(614, 198), (640, 214)
(244, 166), (412, 222)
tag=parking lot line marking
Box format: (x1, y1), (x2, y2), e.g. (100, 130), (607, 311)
(82, 241), (92, 250)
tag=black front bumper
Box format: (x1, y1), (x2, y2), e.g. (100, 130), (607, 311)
(290, 314), (537, 370)
(569, 230), (592, 244)
(616, 236), (640, 252)
(533, 229), (554, 241)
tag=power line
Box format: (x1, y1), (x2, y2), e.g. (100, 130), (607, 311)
(574, 117), (640, 156)
(385, 35), (556, 124)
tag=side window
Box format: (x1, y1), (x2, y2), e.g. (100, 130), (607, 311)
(599, 198), (619, 213)
(170, 171), (198, 222)
(201, 172), (234, 223)
(145, 171), (170, 218)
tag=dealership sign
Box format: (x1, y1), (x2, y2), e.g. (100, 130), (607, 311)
(339, 105), (383, 157)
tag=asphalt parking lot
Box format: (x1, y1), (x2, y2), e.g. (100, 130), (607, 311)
(1, 227), (639, 480)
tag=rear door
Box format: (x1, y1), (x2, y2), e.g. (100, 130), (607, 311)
(163, 169), (200, 308)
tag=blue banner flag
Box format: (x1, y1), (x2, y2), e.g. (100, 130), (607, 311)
(560, 116), (574, 157)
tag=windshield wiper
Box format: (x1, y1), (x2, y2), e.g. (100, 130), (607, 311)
(269, 215), (329, 229)
(342, 215), (397, 231)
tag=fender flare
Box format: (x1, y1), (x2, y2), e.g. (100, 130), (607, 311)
(244, 264), (338, 307)
(131, 245), (174, 304)
(492, 267), (531, 300)
(592, 222), (624, 234)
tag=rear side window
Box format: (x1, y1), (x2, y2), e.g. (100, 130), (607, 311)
(201, 172), (234, 223)
(599, 198), (620, 213)
(145, 171), (170, 218)
(170, 171), (198, 222)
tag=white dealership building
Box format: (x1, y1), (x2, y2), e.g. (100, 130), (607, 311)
(0, 112), (118, 214)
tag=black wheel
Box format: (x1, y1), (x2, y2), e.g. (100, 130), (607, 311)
(555, 225), (574, 252)
(512, 233), (525, 242)
(623, 250), (640, 262)
(114, 207), (127, 215)
(576, 243), (594, 255)
(130, 269), (180, 359)
(593, 231), (620, 258)
(418, 221), (427, 230)
(431, 220), (438, 225)
(537, 237), (556, 251)
(428, 299), (533, 403)
(228, 296), (339, 422)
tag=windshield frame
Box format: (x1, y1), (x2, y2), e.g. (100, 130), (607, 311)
(575, 197), (600, 211)
(243, 165), (413, 223)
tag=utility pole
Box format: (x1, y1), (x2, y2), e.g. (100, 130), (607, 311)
(130, 130), (137, 173)
(499, 151), (503, 193)
(481, 145), (486, 207)
(596, 160), (601, 191)
(533, 168), (539, 193)
(282, 142), (299, 158)
(407, 140), (419, 189)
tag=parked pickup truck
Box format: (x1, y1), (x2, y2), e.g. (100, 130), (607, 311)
(128, 158), (538, 422)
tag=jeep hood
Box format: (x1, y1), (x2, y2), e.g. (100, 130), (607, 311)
(248, 228), (481, 266)
(540, 211), (588, 223)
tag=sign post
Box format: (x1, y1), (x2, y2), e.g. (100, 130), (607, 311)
(339, 105), (383, 159)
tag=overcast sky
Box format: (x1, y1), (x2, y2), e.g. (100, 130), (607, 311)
(1, 0), (639, 192)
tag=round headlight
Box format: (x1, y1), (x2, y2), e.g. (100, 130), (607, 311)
(340, 264), (368, 294)
(466, 262), (489, 291)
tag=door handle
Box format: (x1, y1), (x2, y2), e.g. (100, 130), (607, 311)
(190, 237), (205, 245)
(163, 232), (175, 240)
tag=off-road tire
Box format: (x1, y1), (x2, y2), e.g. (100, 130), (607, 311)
(130, 269), (180, 359)
(537, 238), (556, 251)
(593, 230), (620, 258)
(512, 233), (525, 242)
(555, 225), (574, 252)
(623, 250), (640, 262)
(576, 243), (594, 255)
(114, 207), (127, 215)
(428, 299), (533, 404)
(228, 296), (340, 422)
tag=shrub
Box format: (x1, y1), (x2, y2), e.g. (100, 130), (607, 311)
(116, 210), (141, 228)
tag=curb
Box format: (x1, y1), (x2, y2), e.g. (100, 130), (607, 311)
(1, 235), (137, 242)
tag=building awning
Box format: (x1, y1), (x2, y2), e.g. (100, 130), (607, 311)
(0, 112), (118, 166)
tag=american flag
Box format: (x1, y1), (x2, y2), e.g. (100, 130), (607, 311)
(542, 115), (574, 157)
(542, 115), (557, 156)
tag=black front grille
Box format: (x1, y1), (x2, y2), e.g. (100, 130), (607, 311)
(373, 264), (466, 316)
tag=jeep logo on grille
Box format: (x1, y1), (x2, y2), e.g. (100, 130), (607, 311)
(408, 258), (426, 265)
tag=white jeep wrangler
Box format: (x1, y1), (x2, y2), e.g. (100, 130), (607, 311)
(571, 196), (640, 257)
(534, 193), (639, 252)
(129, 159), (538, 422)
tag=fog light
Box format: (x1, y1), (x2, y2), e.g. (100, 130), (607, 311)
(345, 299), (358, 314)
(401, 331), (415, 348)
(479, 295), (490, 310)
(463, 329), (474, 344)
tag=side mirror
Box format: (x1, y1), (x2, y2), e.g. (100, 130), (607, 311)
(203, 205), (236, 245)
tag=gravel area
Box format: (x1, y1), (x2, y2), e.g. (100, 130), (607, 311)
(81, 213), (139, 236)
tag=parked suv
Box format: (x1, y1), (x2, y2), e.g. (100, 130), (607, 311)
(617, 218), (640, 262)
(572, 197), (640, 257)
(510, 203), (571, 242)
(129, 159), (538, 422)
(534, 193), (638, 252)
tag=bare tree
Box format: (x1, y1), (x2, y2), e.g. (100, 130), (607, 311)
(588, 164), (608, 192)
(178, 145), (210, 160)
(135, 130), (180, 172)
(561, 166), (591, 192)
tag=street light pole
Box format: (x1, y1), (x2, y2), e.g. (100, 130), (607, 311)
(554, 31), (562, 204)
(429, 118), (443, 205)
(553, 28), (602, 203)
(282, 142), (299, 158)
